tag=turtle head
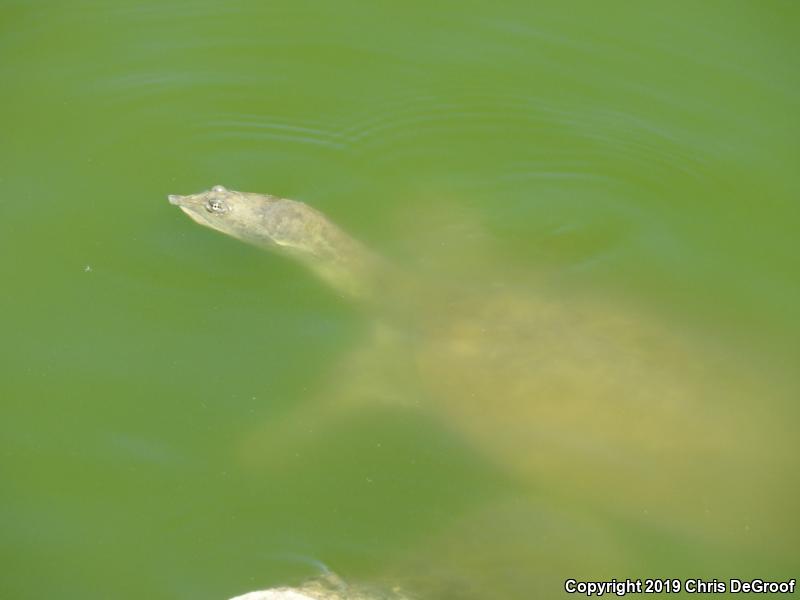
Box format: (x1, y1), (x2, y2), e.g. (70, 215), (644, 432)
(168, 185), (280, 245)
(169, 185), (383, 300)
(168, 184), (340, 255)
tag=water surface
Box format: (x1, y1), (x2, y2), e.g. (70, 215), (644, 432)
(1, 1), (798, 598)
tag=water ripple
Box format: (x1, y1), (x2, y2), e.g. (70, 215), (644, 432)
(335, 91), (709, 181)
(200, 115), (349, 149)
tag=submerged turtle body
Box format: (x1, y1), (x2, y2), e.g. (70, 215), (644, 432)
(170, 186), (795, 592)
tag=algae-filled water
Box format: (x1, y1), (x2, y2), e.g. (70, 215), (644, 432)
(1, 2), (798, 599)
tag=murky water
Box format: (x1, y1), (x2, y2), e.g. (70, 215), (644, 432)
(1, 1), (798, 599)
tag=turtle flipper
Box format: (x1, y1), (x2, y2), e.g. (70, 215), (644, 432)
(236, 323), (423, 470)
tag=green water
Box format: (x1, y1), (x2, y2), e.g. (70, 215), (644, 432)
(2, 1), (798, 598)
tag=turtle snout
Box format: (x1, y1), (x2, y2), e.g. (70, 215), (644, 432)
(168, 194), (183, 205)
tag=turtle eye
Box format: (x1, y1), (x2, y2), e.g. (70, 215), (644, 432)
(206, 198), (229, 214)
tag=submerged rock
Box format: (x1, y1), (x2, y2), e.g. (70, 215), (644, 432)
(227, 572), (414, 600)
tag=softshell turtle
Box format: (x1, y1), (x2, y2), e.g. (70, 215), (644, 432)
(169, 186), (795, 584)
